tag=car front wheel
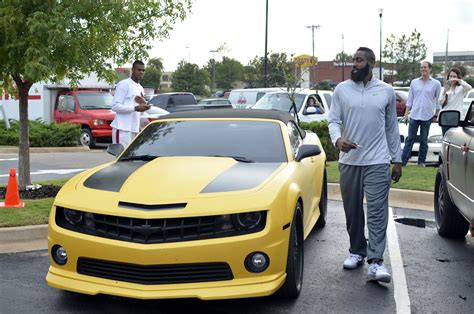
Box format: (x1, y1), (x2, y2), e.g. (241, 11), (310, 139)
(434, 167), (469, 238)
(278, 203), (304, 298)
(80, 128), (96, 148)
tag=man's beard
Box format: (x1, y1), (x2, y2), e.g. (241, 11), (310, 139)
(351, 64), (370, 82)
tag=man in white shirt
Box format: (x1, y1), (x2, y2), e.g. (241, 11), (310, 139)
(111, 60), (150, 147)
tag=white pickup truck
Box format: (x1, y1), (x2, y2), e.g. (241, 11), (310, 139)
(251, 89), (333, 123)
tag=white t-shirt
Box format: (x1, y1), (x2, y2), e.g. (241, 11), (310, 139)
(110, 78), (144, 132)
(438, 80), (472, 114)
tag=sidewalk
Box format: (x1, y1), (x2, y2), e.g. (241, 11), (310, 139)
(0, 146), (90, 154)
(0, 183), (434, 254)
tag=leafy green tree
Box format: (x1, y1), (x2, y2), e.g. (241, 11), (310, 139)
(172, 61), (210, 96)
(334, 52), (352, 62)
(383, 29), (427, 84)
(205, 57), (244, 90)
(247, 52), (294, 87)
(0, 1), (191, 189)
(141, 58), (164, 90)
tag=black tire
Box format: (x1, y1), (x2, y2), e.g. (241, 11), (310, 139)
(80, 128), (96, 148)
(434, 167), (469, 238)
(315, 170), (327, 229)
(278, 203), (304, 298)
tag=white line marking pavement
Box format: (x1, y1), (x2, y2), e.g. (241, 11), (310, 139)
(388, 206), (411, 314)
(0, 169), (85, 177)
(0, 158), (18, 161)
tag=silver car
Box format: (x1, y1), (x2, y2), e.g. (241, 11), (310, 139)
(435, 100), (474, 238)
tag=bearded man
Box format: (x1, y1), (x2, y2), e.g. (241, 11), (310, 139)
(328, 47), (402, 283)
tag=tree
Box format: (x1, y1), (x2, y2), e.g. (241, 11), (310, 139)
(382, 29), (427, 84)
(247, 52), (293, 87)
(141, 58), (164, 90)
(334, 52), (352, 62)
(172, 61), (210, 96)
(0, 1), (191, 189)
(205, 57), (244, 90)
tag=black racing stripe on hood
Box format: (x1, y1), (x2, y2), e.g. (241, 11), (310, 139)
(83, 161), (146, 192)
(201, 163), (282, 193)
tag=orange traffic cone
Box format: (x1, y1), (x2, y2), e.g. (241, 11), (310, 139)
(0, 168), (24, 208)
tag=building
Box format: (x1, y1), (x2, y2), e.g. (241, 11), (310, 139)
(433, 51), (474, 77)
(160, 71), (173, 90)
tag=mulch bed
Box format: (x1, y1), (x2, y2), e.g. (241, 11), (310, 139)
(0, 185), (61, 200)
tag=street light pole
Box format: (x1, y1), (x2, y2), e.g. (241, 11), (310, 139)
(341, 34), (345, 81)
(209, 50), (218, 93)
(186, 46), (190, 63)
(264, 0), (268, 87)
(378, 8), (383, 81)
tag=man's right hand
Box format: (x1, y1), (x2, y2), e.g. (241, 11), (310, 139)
(134, 102), (151, 112)
(336, 138), (358, 153)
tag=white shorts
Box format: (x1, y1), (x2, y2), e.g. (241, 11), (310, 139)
(112, 128), (137, 147)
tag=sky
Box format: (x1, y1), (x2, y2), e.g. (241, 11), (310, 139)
(149, 0), (474, 72)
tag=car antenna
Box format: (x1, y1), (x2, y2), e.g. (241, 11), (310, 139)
(289, 100), (300, 124)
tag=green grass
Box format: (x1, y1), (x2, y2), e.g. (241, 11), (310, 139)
(326, 161), (437, 192)
(0, 165), (437, 227)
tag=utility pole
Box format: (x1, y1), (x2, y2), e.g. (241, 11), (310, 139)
(378, 8), (383, 80)
(305, 24), (320, 88)
(209, 50), (218, 93)
(444, 29), (449, 76)
(264, 0), (269, 87)
(341, 34), (345, 82)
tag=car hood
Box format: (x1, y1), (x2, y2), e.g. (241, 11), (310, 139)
(68, 157), (284, 204)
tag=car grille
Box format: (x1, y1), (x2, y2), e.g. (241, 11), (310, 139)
(56, 207), (266, 244)
(77, 258), (233, 285)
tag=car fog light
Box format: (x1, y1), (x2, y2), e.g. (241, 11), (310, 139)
(63, 208), (84, 225)
(52, 245), (68, 265)
(245, 252), (269, 273)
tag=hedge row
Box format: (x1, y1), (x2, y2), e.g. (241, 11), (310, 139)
(0, 120), (81, 147)
(299, 120), (339, 161)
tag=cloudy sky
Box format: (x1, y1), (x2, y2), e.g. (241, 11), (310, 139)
(149, 0), (473, 71)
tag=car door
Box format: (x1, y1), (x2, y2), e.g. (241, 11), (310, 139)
(461, 105), (474, 218)
(287, 121), (316, 229)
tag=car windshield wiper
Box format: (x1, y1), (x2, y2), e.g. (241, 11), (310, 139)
(208, 155), (255, 163)
(119, 155), (159, 162)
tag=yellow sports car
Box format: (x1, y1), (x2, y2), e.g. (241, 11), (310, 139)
(46, 109), (327, 300)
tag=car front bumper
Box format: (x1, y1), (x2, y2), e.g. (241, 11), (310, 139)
(46, 211), (290, 300)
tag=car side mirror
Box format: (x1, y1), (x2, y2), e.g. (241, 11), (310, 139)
(295, 144), (321, 162)
(438, 110), (460, 127)
(107, 143), (124, 157)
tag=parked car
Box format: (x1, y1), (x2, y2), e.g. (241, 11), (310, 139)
(398, 118), (443, 164)
(197, 98), (232, 105)
(395, 90), (408, 117)
(434, 100), (474, 238)
(54, 90), (114, 148)
(46, 109), (328, 300)
(251, 89), (333, 123)
(54, 90), (169, 148)
(149, 92), (232, 112)
(228, 88), (285, 109)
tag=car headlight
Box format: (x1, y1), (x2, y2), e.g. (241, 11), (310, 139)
(428, 135), (443, 143)
(92, 119), (105, 126)
(63, 208), (84, 225)
(215, 211), (266, 232)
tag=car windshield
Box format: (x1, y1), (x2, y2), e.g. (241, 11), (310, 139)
(76, 93), (113, 109)
(252, 93), (306, 112)
(121, 120), (287, 163)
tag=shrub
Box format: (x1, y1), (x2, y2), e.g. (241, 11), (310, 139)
(0, 119), (81, 147)
(299, 120), (339, 161)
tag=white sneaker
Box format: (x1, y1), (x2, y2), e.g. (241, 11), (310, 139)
(343, 254), (364, 269)
(367, 262), (392, 283)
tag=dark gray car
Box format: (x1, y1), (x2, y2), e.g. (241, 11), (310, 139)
(435, 100), (474, 238)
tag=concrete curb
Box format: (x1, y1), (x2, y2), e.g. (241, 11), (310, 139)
(0, 184), (433, 253)
(0, 146), (90, 154)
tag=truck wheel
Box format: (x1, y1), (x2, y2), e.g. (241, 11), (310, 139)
(315, 170), (327, 229)
(434, 167), (469, 238)
(80, 128), (96, 148)
(278, 203), (304, 298)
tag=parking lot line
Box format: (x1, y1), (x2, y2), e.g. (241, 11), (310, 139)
(388, 206), (411, 314)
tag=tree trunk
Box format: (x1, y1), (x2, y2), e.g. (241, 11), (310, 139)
(13, 78), (33, 190)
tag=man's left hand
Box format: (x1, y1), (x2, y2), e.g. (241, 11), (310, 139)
(391, 163), (402, 183)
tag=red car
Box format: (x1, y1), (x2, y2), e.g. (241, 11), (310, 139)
(395, 90), (408, 117)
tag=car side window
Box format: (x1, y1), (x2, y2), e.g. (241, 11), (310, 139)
(256, 92), (266, 102)
(323, 94), (332, 109)
(57, 96), (66, 112)
(468, 104), (474, 126)
(65, 95), (75, 112)
(287, 121), (302, 155)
